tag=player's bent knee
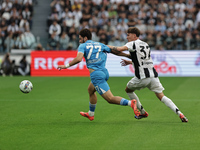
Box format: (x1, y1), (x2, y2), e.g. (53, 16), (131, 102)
(125, 87), (133, 93)
(155, 92), (164, 101)
(88, 88), (96, 95)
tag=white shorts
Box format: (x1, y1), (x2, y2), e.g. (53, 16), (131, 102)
(127, 77), (164, 93)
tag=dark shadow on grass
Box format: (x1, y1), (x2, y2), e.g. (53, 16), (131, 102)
(61, 119), (187, 126)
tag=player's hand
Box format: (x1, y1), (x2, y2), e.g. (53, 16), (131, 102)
(57, 65), (66, 71)
(127, 54), (131, 59)
(120, 59), (131, 66)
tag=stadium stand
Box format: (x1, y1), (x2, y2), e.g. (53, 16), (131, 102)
(0, 0), (38, 53)
(46, 0), (200, 51)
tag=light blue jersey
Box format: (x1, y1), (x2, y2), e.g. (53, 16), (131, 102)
(78, 40), (111, 70)
(78, 40), (111, 95)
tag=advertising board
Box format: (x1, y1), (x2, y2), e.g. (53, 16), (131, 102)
(31, 51), (200, 77)
(31, 51), (89, 76)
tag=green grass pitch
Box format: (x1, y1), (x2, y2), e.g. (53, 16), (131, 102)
(0, 76), (199, 150)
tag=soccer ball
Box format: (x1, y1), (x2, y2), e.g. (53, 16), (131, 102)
(19, 80), (33, 93)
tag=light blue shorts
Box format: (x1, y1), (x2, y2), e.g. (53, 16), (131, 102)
(90, 69), (110, 95)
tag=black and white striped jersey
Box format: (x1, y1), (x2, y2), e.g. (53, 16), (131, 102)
(125, 39), (158, 79)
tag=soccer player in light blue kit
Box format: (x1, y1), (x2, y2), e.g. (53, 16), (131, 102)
(57, 28), (139, 121)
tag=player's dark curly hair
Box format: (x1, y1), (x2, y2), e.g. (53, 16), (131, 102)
(127, 27), (140, 37)
(79, 28), (92, 40)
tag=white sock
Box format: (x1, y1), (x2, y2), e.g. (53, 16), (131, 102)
(128, 101), (131, 106)
(88, 110), (94, 116)
(127, 92), (145, 114)
(161, 96), (181, 115)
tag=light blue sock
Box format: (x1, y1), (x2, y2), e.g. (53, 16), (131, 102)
(89, 102), (96, 116)
(120, 98), (129, 106)
(89, 102), (96, 112)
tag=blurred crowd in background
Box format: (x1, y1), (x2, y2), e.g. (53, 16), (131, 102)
(47, 0), (200, 50)
(0, 52), (29, 76)
(0, 0), (39, 53)
(0, 0), (200, 53)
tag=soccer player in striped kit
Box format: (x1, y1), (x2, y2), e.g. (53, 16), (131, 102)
(108, 27), (188, 122)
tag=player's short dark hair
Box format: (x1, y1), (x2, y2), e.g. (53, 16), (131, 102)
(127, 27), (140, 37)
(79, 28), (92, 40)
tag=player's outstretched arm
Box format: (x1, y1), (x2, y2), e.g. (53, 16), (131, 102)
(57, 52), (84, 70)
(107, 45), (131, 59)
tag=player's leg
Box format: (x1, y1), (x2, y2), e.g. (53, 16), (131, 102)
(88, 82), (97, 116)
(101, 89), (127, 105)
(101, 89), (139, 116)
(88, 82), (97, 104)
(126, 87), (146, 114)
(80, 70), (106, 121)
(125, 77), (148, 115)
(156, 92), (180, 114)
(155, 92), (188, 122)
(149, 77), (188, 122)
(89, 69), (128, 105)
(80, 82), (96, 121)
(91, 69), (139, 116)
